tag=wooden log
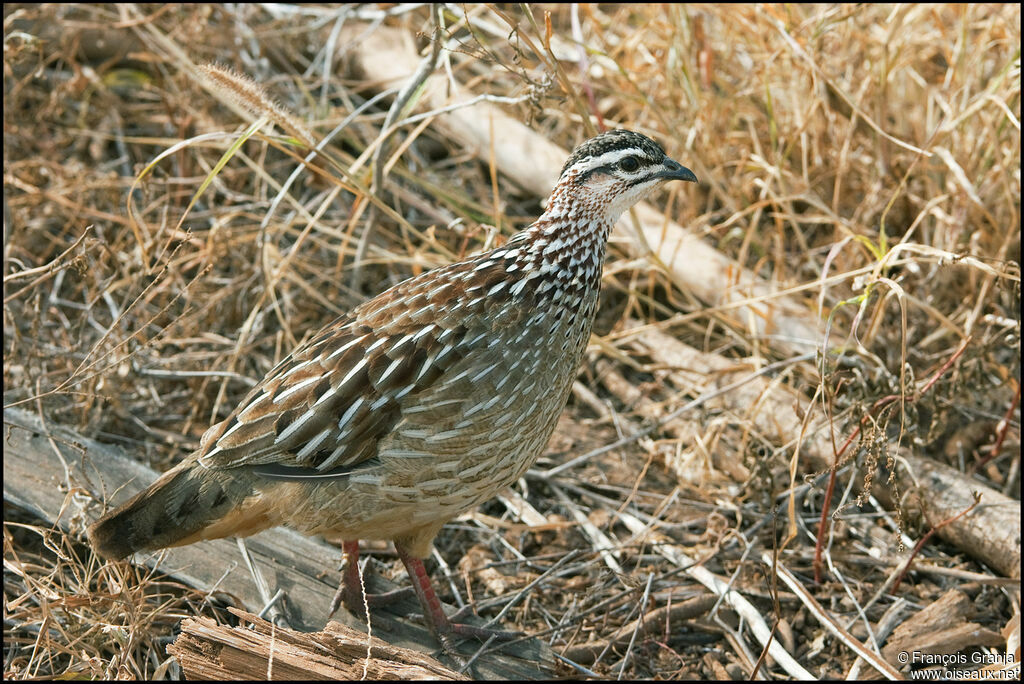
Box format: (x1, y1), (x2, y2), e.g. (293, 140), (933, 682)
(626, 325), (1021, 579)
(888, 455), (1021, 579)
(2, 406), (554, 679)
(881, 590), (1003, 664)
(168, 608), (468, 680)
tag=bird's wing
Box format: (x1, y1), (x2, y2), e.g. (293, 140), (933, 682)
(195, 253), (526, 474)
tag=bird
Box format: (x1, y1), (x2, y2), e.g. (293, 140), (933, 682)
(88, 129), (697, 653)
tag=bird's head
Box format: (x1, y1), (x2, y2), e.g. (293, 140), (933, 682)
(551, 129), (697, 224)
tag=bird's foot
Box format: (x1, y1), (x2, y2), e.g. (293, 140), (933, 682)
(444, 604), (523, 640)
(430, 621), (523, 670)
(445, 620), (523, 642)
(329, 583), (416, 618)
(396, 546), (523, 663)
(329, 540), (417, 618)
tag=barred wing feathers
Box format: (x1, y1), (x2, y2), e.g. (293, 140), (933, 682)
(195, 251), (531, 475)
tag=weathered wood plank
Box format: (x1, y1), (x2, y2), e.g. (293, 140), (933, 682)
(168, 608), (469, 680)
(2, 406), (554, 679)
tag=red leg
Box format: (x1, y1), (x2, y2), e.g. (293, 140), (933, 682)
(329, 541), (365, 617)
(394, 543), (522, 649)
(329, 540), (414, 618)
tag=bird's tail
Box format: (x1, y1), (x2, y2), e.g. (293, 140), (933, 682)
(87, 459), (269, 560)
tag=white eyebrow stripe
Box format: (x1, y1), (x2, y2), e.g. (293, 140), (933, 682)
(571, 147), (650, 173)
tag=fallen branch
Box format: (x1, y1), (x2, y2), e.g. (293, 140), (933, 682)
(878, 590), (1003, 666)
(616, 509), (814, 679)
(763, 551), (903, 681)
(881, 454), (1021, 579)
(622, 326), (1021, 579)
(561, 593), (717, 665)
(168, 607), (467, 680)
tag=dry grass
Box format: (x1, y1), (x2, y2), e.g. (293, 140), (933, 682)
(4, 3), (1019, 679)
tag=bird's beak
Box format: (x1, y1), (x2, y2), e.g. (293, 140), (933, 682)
(657, 158), (698, 183)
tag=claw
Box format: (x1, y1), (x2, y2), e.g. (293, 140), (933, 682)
(330, 540), (416, 617)
(335, 540), (520, 659)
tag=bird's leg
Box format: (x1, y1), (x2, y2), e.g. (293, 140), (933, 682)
(394, 542), (522, 649)
(329, 540), (367, 617)
(329, 540), (415, 618)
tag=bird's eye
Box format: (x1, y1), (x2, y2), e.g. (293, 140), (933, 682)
(619, 156), (640, 172)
